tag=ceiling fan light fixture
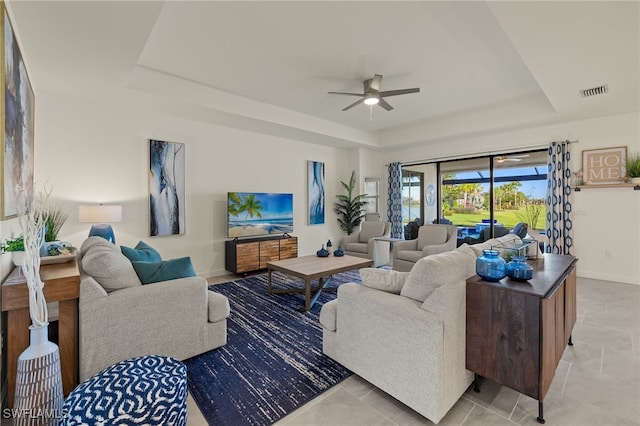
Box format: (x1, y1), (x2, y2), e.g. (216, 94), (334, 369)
(364, 95), (379, 106)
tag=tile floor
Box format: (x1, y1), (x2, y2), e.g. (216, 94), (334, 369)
(187, 276), (640, 426)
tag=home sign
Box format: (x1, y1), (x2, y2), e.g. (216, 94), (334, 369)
(582, 146), (627, 185)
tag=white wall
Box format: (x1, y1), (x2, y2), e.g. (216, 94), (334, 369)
(384, 111), (640, 285)
(8, 87), (640, 286)
(31, 90), (352, 278)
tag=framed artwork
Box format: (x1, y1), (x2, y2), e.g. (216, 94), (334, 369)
(149, 139), (185, 236)
(307, 160), (325, 225)
(1, 4), (35, 219)
(582, 146), (627, 185)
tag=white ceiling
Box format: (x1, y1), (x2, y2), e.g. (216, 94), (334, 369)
(8, 1), (640, 150)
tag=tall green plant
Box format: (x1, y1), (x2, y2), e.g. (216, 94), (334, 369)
(516, 196), (543, 230)
(44, 202), (69, 242)
(334, 171), (367, 235)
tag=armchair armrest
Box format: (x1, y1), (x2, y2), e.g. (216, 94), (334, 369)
(393, 239), (419, 252)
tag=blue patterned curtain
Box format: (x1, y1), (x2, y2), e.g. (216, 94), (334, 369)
(387, 162), (403, 239)
(546, 141), (573, 254)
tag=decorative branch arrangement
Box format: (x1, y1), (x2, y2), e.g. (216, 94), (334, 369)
(15, 186), (51, 327)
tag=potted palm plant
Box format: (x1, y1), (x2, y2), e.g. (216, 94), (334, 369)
(334, 171), (368, 235)
(625, 152), (640, 184)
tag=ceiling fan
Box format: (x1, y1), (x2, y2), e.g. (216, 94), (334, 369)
(495, 154), (530, 163)
(328, 74), (420, 111)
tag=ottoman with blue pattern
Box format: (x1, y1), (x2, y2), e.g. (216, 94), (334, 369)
(62, 355), (187, 425)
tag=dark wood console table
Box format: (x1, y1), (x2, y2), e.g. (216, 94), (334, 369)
(2, 258), (80, 407)
(466, 254), (578, 424)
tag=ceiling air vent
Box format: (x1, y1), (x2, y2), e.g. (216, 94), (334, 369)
(580, 84), (608, 98)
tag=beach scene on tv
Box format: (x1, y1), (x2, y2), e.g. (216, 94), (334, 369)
(228, 192), (294, 238)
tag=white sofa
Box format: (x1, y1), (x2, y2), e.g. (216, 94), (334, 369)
(320, 234), (519, 423)
(78, 237), (230, 380)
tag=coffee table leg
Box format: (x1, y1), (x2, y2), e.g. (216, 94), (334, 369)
(305, 278), (311, 311)
(268, 268), (273, 294)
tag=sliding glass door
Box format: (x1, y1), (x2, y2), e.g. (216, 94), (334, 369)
(401, 150), (547, 243)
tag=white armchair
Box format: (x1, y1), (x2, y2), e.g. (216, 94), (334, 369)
(392, 224), (458, 272)
(340, 221), (391, 259)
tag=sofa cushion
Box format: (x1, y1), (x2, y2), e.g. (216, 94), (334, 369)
(319, 299), (338, 332)
(82, 242), (142, 292)
(207, 290), (231, 323)
(416, 226), (447, 250)
(401, 250), (465, 302)
(345, 242), (368, 254)
(359, 222), (385, 243)
(80, 236), (116, 256)
(121, 241), (162, 262)
(131, 257), (196, 284)
(454, 244), (480, 279)
(359, 268), (408, 294)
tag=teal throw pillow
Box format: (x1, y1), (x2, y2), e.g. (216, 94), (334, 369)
(131, 257), (196, 284)
(121, 241), (162, 262)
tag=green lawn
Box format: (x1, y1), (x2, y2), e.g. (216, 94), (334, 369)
(446, 207), (546, 230)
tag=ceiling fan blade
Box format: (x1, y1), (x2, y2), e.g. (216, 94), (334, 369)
(369, 74), (383, 91)
(378, 98), (393, 111)
(379, 88), (420, 97)
(342, 98), (366, 111)
(328, 91), (365, 97)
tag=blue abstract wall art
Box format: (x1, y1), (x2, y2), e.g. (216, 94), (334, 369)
(2, 7), (35, 219)
(149, 139), (185, 236)
(308, 160), (325, 225)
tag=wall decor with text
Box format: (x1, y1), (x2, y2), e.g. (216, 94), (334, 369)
(582, 146), (627, 185)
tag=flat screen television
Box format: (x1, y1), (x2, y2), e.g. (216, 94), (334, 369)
(227, 192), (293, 238)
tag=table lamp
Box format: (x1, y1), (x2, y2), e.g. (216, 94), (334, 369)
(78, 204), (122, 244)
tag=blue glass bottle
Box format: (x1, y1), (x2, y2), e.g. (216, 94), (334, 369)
(505, 255), (533, 281)
(476, 249), (506, 281)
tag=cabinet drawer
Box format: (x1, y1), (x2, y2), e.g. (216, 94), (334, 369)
(280, 238), (298, 259)
(236, 242), (260, 273)
(259, 240), (280, 269)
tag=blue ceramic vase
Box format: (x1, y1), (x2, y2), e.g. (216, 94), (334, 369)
(506, 256), (533, 281)
(316, 244), (329, 257)
(476, 249), (506, 281)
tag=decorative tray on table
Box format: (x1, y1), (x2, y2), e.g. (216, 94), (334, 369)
(40, 253), (77, 264)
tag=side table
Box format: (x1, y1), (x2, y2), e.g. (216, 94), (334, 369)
(2, 257), (80, 408)
(466, 254), (578, 424)
(373, 237), (404, 267)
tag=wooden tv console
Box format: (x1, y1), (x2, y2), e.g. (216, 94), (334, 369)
(225, 235), (297, 274)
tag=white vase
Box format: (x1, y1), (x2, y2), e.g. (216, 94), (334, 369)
(12, 251), (27, 267)
(14, 323), (64, 426)
(631, 177), (640, 184)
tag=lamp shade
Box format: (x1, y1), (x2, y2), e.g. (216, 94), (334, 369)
(78, 205), (122, 223)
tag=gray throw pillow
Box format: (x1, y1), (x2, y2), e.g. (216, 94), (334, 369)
(82, 247), (142, 292)
(359, 268), (408, 294)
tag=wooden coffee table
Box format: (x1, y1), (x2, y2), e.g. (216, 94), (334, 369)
(266, 254), (373, 311)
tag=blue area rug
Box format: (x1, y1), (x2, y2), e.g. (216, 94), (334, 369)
(184, 269), (361, 425)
